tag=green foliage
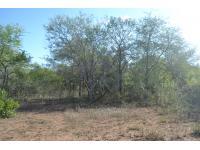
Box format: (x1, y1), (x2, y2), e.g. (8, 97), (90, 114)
(25, 65), (64, 98)
(192, 124), (200, 137)
(0, 90), (19, 118)
(1, 14), (200, 120)
(0, 24), (30, 93)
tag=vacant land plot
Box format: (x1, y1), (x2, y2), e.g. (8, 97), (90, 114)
(0, 107), (199, 141)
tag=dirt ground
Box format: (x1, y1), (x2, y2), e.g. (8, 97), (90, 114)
(0, 107), (199, 141)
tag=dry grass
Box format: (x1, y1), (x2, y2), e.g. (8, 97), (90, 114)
(0, 107), (199, 141)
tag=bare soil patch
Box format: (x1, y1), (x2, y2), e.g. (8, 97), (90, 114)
(0, 107), (199, 140)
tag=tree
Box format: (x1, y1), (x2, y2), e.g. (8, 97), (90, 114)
(0, 24), (30, 92)
(45, 14), (108, 102)
(27, 64), (63, 99)
(43, 13), (198, 111)
(106, 17), (136, 95)
(134, 15), (173, 104)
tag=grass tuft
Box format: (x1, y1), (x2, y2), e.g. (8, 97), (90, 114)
(191, 124), (200, 137)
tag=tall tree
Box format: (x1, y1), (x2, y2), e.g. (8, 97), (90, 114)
(0, 24), (29, 92)
(45, 14), (107, 101)
(135, 15), (170, 104)
(106, 17), (136, 95)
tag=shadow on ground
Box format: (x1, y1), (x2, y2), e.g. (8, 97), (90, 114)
(17, 97), (124, 113)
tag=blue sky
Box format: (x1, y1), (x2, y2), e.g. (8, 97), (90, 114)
(0, 8), (199, 64)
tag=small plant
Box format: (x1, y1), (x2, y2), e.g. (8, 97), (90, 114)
(143, 130), (164, 141)
(159, 117), (167, 124)
(192, 124), (200, 137)
(0, 90), (19, 119)
(128, 126), (140, 131)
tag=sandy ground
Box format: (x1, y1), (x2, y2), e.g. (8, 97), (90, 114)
(0, 107), (199, 141)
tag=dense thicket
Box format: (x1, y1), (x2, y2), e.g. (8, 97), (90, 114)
(1, 14), (200, 118)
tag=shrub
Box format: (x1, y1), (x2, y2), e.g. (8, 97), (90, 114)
(192, 124), (200, 137)
(0, 90), (19, 119)
(142, 129), (165, 141)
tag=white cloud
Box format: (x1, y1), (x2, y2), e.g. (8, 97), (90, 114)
(120, 15), (131, 21)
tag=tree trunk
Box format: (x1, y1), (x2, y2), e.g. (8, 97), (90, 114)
(78, 73), (82, 97)
(118, 47), (123, 95)
(143, 33), (151, 105)
(78, 81), (82, 97)
(2, 66), (8, 91)
(87, 78), (95, 102)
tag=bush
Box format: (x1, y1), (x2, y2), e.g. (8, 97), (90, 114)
(144, 130), (165, 141)
(192, 124), (200, 137)
(0, 90), (19, 119)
